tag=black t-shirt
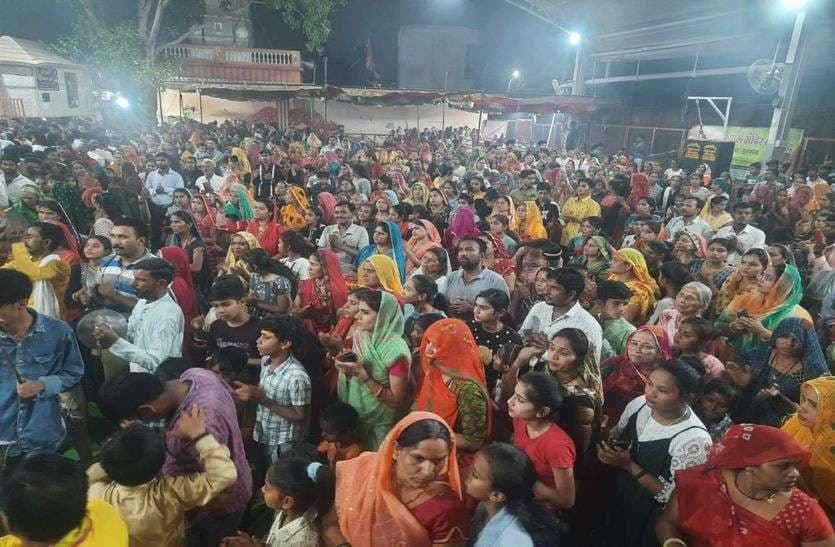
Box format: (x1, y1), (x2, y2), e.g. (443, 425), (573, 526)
(208, 315), (260, 359)
(467, 319), (523, 387)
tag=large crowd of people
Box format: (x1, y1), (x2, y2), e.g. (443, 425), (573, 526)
(0, 116), (833, 546)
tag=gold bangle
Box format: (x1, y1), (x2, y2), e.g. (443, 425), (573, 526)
(663, 539), (686, 547)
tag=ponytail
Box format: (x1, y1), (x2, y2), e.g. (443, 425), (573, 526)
(266, 457), (334, 522)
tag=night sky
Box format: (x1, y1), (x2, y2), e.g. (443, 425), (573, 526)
(1, 0), (833, 123)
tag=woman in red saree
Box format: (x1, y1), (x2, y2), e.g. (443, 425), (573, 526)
(479, 231), (516, 289)
(295, 248), (348, 336)
(657, 424), (834, 547)
(601, 325), (672, 424)
(160, 246), (198, 356)
(244, 198), (283, 256)
(414, 319), (491, 470)
(323, 411), (470, 547)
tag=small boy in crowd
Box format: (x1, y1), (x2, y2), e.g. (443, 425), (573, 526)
(596, 280), (636, 359)
(0, 453), (129, 546)
(316, 402), (363, 469)
(87, 408), (237, 547)
(203, 275), (261, 366)
(233, 314), (312, 464)
(695, 378), (739, 441)
(209, 346), (258, 441)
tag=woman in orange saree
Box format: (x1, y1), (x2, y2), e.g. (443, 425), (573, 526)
(325, 411), (470, 547)
(414, 318), (491, 469)
(281, 186), (310, 231)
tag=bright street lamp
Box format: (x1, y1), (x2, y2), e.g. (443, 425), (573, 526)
(781, 0), (809, 8)
(508, 70), (521, 92)
(568, 32), (581, 46)
(115, 96), (130, 109)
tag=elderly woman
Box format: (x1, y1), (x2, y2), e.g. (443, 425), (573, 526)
(323, 412), (470, 546)
(657, 424), (834, 546)
(658, 281), (713, 343)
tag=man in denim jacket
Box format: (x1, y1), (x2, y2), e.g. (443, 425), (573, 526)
(0, 270), (83, 473)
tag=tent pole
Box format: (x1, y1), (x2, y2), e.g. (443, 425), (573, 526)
(476, 91), (484, 147)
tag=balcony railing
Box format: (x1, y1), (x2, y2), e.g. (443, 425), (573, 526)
(0, 97), (25, 119)
(160, 44), (302, 84)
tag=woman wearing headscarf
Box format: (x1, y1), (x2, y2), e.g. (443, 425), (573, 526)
(625, 172), (650, 211)
(658, 424), (834, 547)
(699, 193), (734, 231)
(447, 206), (480, 245)
(658, 281), (713, 344)
(159, 246), (198, 332)
(782, 376), (835, 516)
(479, 231), (516, 288)
(281, 186), (310, 231)
(569, 235), (612, 280)
(324, 412), (470, 546)
(607, 248), (658, 326)
(240, 197), (283, 256)
(414, 319), (491, 469)
(317, 191), (337, 225)
(714, 248), (770, 316)
(296, 248), (349, 336)
(509, 201), (548, 242)
(404, 219), (441, 275)
(806, 243), (835, 302)
(334, 290), (413, 450)
(403, 181), (429, 207)
(601, 326), (672, 424)
(737, 317), (829, 413)
(671, 230), (707, 267)
(358, 255), (405, 304)
(355, 220), (407, 283)
(717, 262), (810, 356)
(191, 194), (217, 242)
(219, 231), (261, 278)
(220, 183), (254, 233)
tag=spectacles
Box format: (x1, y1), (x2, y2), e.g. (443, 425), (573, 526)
(628, 340), (657, 352)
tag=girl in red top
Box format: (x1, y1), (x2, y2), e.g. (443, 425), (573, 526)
(507, 371), (576, 510)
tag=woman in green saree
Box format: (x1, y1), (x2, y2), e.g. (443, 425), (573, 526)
(334, 288), (412, 449)
(716, 262), (811, 357)
(569, 235), (612, 281)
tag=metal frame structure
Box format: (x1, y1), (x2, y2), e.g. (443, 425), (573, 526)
(687, 96), (732, 141)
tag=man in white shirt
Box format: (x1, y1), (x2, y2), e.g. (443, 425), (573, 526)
(0, 153), (34, 207)
(195, 159), (225, 193)
(665, 196), (714, 242)
(520, 268), (603, 362)
(93, 257), (184, 373)
(317, 201), (369, 275)
(714, 202), (766, 264)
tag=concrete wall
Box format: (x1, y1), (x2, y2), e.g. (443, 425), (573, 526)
(0, 63), (95, 118)
(398, 25), (479, 90)
(160, 88), (480, 136)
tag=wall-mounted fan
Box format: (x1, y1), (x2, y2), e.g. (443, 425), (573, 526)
(747, 59), (784, 95)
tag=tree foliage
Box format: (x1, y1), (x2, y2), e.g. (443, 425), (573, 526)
(51, 0), (346, 102)
(265, 0), (347, 54)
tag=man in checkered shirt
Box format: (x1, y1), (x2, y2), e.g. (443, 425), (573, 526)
(234, 314), (311, 464)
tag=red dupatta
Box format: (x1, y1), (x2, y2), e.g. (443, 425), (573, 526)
(481, 231), (515, 277)
(299, 249), (348, 333)
(246, 220), (283, 256)
(160, 246), (198, 327)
